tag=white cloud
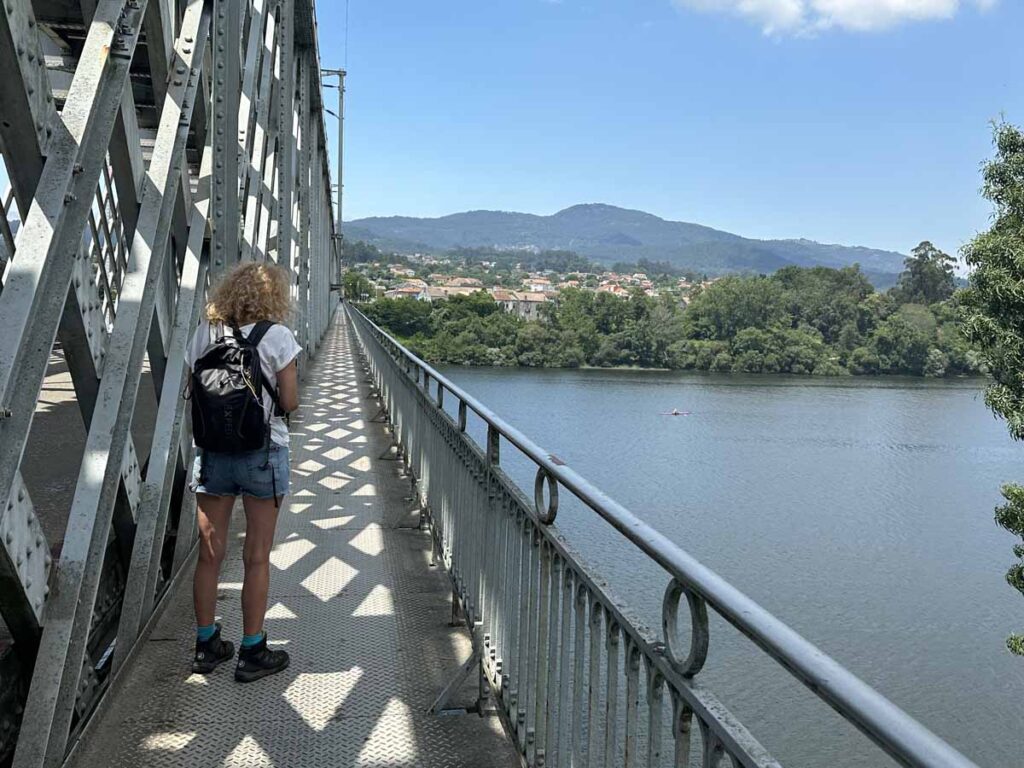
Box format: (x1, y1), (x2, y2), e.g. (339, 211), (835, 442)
(672, 0), (997, 34)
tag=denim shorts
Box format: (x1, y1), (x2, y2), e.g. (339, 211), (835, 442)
(190, 444), (290, 499)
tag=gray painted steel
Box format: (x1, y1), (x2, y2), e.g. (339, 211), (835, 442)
(0, 0), (339, 762)
(0, 0), (148, 656)
(349, 304), (981, 768)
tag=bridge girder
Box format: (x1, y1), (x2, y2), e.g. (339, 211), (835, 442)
(0, 0), (339, 764)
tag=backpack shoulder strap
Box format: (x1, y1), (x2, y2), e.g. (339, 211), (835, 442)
(246, 320), (275, 347)
(245, 320), (285, 416)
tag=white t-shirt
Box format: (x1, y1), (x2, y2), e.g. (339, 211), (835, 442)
(186, 320), (302, 447)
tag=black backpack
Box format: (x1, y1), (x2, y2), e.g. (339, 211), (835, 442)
(189, 320), (283, 453)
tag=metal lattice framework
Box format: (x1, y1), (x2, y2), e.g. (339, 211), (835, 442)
(0, 0), (338, 764)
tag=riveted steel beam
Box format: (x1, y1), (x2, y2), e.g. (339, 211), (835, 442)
(0, 2), (149, 650)
(1, 473), (52, 630)
(256, 119), (279, 262)
(0, 0), (57, 212)
(296, 49), (311, 361)
(0, 0), (148, 656)
(211, 0), (241, 276)
(241, 0), (278, 261)
(12, 3), (210, 765)
(273, 0), (294, 272)
(238, 0), (266, 176)
(113, 140), (213, 673)
(170, 137), (214, 579)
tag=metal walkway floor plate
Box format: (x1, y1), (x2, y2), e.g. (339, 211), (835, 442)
(68, 312), (518, 768)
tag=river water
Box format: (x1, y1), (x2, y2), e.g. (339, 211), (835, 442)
(436, 366), (1024, 767)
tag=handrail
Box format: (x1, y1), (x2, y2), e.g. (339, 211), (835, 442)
(348, 302), (978, 768)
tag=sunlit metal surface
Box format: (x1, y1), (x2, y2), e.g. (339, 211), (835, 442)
(0, 0), (338, 764)
(349, 304), (980, 768)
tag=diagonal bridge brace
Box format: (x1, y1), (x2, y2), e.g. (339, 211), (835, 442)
(12, 2), (211, 765)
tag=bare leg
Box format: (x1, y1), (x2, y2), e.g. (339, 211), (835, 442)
(193, 494), (236, 627)
(241, 495), (282, 636)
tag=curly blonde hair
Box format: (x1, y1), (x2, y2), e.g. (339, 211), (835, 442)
(206, 262), (292, 326)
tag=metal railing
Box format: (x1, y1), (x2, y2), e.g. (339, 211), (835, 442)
(348, 304), (979, 768)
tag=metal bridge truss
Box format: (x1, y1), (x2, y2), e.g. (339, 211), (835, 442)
(0, 0), (338, 764)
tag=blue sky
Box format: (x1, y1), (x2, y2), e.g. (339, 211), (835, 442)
(319, 0), (1023, 258)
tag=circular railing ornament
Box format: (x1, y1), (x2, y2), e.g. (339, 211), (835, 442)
(662, 577), (709, 678)
(534, 467), (559, 524)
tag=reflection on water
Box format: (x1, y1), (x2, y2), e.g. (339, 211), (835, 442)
(440, 366), (1024, 768)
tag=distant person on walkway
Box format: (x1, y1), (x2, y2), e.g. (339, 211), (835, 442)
(184, 262), (301, 682)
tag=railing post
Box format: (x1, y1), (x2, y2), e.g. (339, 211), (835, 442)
(487, 425), (500, 466)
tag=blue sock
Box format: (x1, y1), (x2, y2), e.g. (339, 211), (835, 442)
(197, 624), (217, 643)
(241, 631), (265, 648)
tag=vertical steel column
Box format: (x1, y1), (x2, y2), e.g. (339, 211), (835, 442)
(321, 67), (344, 288)
(172, 139), (216, 578)
(296, 50), (311, 360)
(237, 0), (266, 261)
(308, 130), (320, 356)
(274, 0), (295, 272)
(337, 70), (345, 238)
(212, 0), (241, 275)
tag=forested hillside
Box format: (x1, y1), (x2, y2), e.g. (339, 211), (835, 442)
(360, 242), (981, 377)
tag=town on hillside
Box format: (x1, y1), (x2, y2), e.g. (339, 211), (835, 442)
(343, 243), (719, 319)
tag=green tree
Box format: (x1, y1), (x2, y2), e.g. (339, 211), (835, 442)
(682, 276), (785, 340)
(895, 241), (956, 305)
(869, 313), (931, 374)
(959, 122), (1024, 655)
(342, 270), (374, 301)
(363, 297), (432, 337)
(772, 265), (873, 344)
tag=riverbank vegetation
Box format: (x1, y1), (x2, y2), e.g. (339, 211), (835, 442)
(959, 122), (1024, 654)
(358, 239), (982, 378)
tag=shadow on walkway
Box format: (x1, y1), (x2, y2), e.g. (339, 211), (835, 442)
(68, 311), (518, 767)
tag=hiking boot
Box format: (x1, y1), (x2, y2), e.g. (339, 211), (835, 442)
(234, 634), (290, 683)
(192, 624), (235, 674)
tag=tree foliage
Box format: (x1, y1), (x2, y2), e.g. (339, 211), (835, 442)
(342, 270), (375, 301)
(959, 122), (1024, 655)
(361, 257), (980, 379)
(895, 241), (957, 305)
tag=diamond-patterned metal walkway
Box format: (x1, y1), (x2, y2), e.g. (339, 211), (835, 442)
(68, 310), (518, 767)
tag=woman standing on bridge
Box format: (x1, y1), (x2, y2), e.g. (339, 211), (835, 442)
(184, 262), (302, 682)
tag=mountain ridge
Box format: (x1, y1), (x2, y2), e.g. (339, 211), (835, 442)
(346, 203), (907, 280)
